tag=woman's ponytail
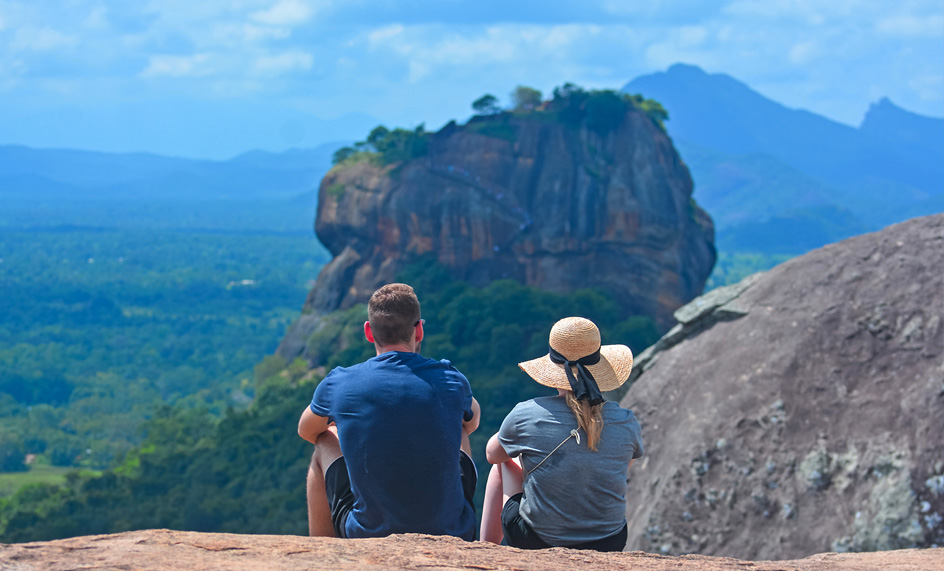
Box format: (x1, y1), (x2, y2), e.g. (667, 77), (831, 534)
(564, 391), (603, 451)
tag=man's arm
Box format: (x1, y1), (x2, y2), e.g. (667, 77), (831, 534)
(298, 407), (330, 444)
(463, 397), (481, 435)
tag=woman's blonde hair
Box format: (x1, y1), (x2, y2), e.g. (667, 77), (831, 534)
(565, 391), (603, 451)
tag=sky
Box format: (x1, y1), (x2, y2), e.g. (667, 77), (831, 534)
(0, 0), (942, 159)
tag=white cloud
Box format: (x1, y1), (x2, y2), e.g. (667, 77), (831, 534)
(876, 15), (944, 38)
(908, 73), (944, 102)
(83, 5), (109, 30)
(599, 0), (720, 23)
(788, 40), (819, 65)
(252, 50), (313, 75)
(251, 0), (315, 27)
(0, 58), (27, 80)
(722, 0), (855, 24)
(408, 60), (429, 83)
(676, 26), (708, 47)
(367, 24), (405, 45)
(242, 23), (292, 42)
(140, 53), (217, 78)
(198, 21), (291, 48)
(11, 27), (78, 51)
(643, 25), (717, 70)
(367, 24), (608, 69)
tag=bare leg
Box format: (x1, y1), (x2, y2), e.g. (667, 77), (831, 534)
(307, 425), (342, 537)
(480, 458), (523, 544)
(480, 464), (505, 543)
(500, 457), (524, 503)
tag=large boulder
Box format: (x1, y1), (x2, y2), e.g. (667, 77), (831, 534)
(278, 107), (715, 361)
(621, 214), (944, 560)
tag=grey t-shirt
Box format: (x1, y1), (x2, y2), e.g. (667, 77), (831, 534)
(497, 395), (644, 545)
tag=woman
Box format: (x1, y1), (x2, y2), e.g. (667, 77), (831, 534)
(480, 316), (644, 551)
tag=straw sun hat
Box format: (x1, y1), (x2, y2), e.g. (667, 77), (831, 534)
(518, 317), (633, 393)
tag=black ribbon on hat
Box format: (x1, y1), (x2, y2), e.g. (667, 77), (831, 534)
(548, 346), (605, 406)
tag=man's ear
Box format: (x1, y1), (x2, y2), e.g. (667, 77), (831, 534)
(415, 320), (424, 344)
(364, 321), (375, 343)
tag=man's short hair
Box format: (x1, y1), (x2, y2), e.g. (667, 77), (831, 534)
(368, 283), (421, 347)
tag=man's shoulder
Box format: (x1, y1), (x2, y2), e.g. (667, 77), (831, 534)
(326, 353), (470, 392)
(408, 354), (468, 377)
(323, 359), (370, 379)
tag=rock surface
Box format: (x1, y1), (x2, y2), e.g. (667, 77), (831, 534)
(620, 214), (944, 560)
(2, 529), (941, 570)
(279, 109), (715, 359)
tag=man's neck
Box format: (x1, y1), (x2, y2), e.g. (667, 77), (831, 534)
(375, 343), (414, 355)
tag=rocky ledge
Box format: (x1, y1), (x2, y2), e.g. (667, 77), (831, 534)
(2, 530), (941, 570)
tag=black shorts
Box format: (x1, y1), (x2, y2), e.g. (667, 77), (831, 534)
(323, 451), (478, 538)
(500, 493), (628, 552)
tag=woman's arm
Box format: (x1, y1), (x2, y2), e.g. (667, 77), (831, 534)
(485, 432), (513, 464)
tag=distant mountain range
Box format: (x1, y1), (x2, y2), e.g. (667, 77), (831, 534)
(4, 64), (941, 249)
(0, 143), (341, 232)
(0, 98), (380, 160)
(0, 144), (339, 202)
(624, 63), (943, 254)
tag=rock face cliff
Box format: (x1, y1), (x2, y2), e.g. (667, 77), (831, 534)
(620, 214), (944, 560)
(279, 108), (714, 359)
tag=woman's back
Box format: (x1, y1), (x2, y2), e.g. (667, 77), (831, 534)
(498, 396), (644, 545)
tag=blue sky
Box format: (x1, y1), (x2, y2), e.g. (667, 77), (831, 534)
(0, 0), (941, 158)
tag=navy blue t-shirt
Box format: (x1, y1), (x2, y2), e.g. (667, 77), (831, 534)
(310, 351), (475, 540)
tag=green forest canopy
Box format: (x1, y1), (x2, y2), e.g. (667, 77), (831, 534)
(331, 83), (670, 168)
(0, 256), (662, 542)
(0, 228), (328, 474)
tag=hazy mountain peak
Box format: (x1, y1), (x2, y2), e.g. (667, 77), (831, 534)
(663, 63), (755, 93)
(622, 64), (943, 256)
(860, 96), (944, 147)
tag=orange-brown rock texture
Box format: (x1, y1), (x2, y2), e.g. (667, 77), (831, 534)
(278, 109), (714, 358)
(2, 530), (941, 570)
(621, 214), (944, 560)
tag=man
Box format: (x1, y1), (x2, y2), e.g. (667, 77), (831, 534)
(298, 283), (480, 540)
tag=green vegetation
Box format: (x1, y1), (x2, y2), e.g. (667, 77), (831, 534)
(471, 82), (669, 137)
(511, 85), (543, 111)
(331, 125), (430, 167)
(330, 83), (670, 176)
(545, 83), (669, 134)
(472, 94), (501, 115)
(0, 383), (314, 541)
(1, 255), (662, 542)
(0, 227), (329, 476)
(0, 465), (100, 497)
(466, 119), (517, 142)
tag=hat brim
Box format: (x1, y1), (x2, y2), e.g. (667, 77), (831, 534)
(518, 344), (633, 392)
